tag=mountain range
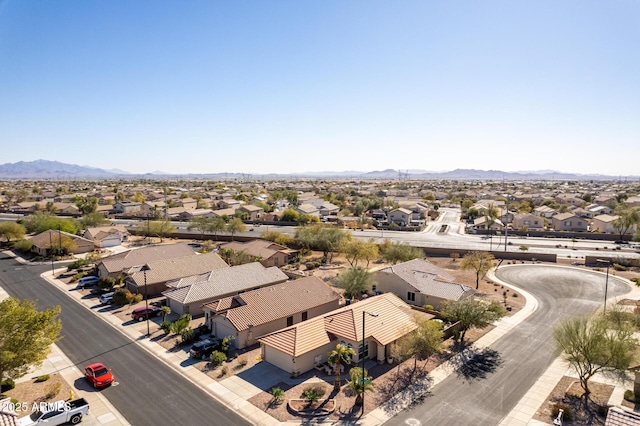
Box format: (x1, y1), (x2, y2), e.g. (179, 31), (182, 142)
(0, 160), (636, 181)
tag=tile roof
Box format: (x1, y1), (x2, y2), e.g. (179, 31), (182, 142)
(127, 252), (229, 286)
(258, 293), (419, 357)
(220, 240), (294, 260)
(29, 229), (93, 248)
(605, 406), (640, 426)
(98, 243), (196, 274)
(162, 262), (288, 304)
(376, 258), (474, 301)
(203, 276), (340, 331)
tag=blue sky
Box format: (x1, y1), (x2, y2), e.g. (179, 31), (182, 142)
(1, 1), (638, 176)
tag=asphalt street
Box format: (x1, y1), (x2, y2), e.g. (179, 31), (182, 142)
(387, 264), (632, 426)
(0, 253), (251, 426)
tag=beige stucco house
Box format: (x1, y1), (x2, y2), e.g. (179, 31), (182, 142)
(551, 212), (588, 232)
(219, 239), (296, 268)
(374, 258), (475, 309)
(258, 293), (423, 377)
(203, 276), (340, 349)
(96, 243), (196, 279)
(510, 213), (545, 231)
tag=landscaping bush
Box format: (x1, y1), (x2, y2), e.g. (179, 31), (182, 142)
(551, 403), (573, 421)
(220, 335), (235, 354)
(236, 356), (248, 368)
(160, 321), (172, 334)
(170, 313), (192, 335)
(132, 293), (143, 303)
(210, 350), (227, 367)
(35, 374), (50, 383)
(613, 263), (627, 271)
(1, 378), (15, 392)
(180, 327), (195, 344)
(112, 288), (134, 305)
(270, 387), (285, 404)
(12, 239), (33, 253)
(305, 261), (321, 270)
(624, 389), (636, 402)
(99, 276), (117, 289)
(67, 258), (90, 271)
(302, 383), (326, 400)
(220, 366), (228, 376)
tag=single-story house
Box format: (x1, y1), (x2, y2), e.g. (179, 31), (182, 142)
(203, 276), (341, 349)
(469, 216), (504, 232)
(374, 258), (475, 309)
(29, 229), (94, 257)
(551, 212), (588, 232)
(162, 262), (288, 316)
(296, 204), (320, 217)
(258, 293), (422, 377)
(533, 205), (557, 218)
(96, 243), (196, 278)
(124, 252), (229, 296)
(112, 202), (144, 215)
(83, 225), (129, 248)
(219, 239), (296, 268)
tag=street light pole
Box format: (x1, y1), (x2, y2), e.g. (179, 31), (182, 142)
(597, 259), (611, 313)
(141, 264), (151, 336)
(361, 311), (378, 411)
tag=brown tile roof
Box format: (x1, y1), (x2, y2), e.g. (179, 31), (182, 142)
(258, 293), (418, 357)
(162, 262), (288, 304)
(98, 243), (196, 274)
(203, 276), (340, 332)
(376, 259), (474, 301)
(127, 252), (229, 286)
(29, 229), (93, 248)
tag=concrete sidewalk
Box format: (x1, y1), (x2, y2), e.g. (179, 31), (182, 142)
(0, 284), (130, 426)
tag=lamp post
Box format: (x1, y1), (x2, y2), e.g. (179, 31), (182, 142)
(49, 230), (55, 276)
(140, 264), (151, 336)
(361, 310), (378, 410)
(597, 259), (611, 313)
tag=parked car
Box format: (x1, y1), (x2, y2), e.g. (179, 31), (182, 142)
(84, 362), (114, 389)
(99, 292), (115, 305)
(131, 306), (161, 322)
(189, 338), (221, 360)
(76, 276), (100, 289)
(18, 398), (90, 425)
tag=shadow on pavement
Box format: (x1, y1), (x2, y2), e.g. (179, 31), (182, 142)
(453, 347), (503, 382)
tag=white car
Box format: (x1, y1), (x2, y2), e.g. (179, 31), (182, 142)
(76, 276), (100, 288)
(99, 292), (115, 304)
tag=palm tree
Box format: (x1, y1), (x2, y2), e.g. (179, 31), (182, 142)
(328, 344), (356, 391)
(159, 305), (171, 322)
(485, 203), (499, 251)
(346, 367), (374, 406)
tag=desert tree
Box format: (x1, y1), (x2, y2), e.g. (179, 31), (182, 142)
(440, 298), (507, 344)
(335, 266), (373, 300)
(460, 251), (495, 290)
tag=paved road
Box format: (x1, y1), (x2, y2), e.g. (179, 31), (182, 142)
(0, 253), (250, 426)
(387, 264), (631, 426)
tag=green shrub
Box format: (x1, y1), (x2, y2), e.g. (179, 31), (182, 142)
(13, 239), (33, 252)
(613, 263), (627, 271)
(551, 403), (573, 421)
(221, 335), (235, 354)
(423, 304), (434, 311)
(132, 293), (143, 303)
(160, 321), (172, 334)
(35, 374), (50, 383)
(210, 350), (227, 367)
(99, 276), (117, 289)
(1, 378), (15, 392)
(67, 259), (90, 271)
(270, 387), (285, 404)
(112, 288), (134, 305)
(180, 327), (195, 344)
(625, 389), (636, 402)
(302, 383), (325, 401)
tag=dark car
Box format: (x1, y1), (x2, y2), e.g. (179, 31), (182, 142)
(131, 306), (161, 322)
(189, 338), (221, 360)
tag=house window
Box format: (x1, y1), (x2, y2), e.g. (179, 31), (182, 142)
(302, 311), (308, 321)
(287, 316), (293, 327)
(274, 257), (279, 266)
(407, 291), (416, 302)
(358, 341), (369, 360)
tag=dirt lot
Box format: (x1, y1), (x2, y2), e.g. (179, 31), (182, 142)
(3, 374), (73, 419)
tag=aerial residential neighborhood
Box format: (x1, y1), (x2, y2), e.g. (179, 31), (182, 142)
(1, 173), (640, 426)
(2, 1), (639, 425)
